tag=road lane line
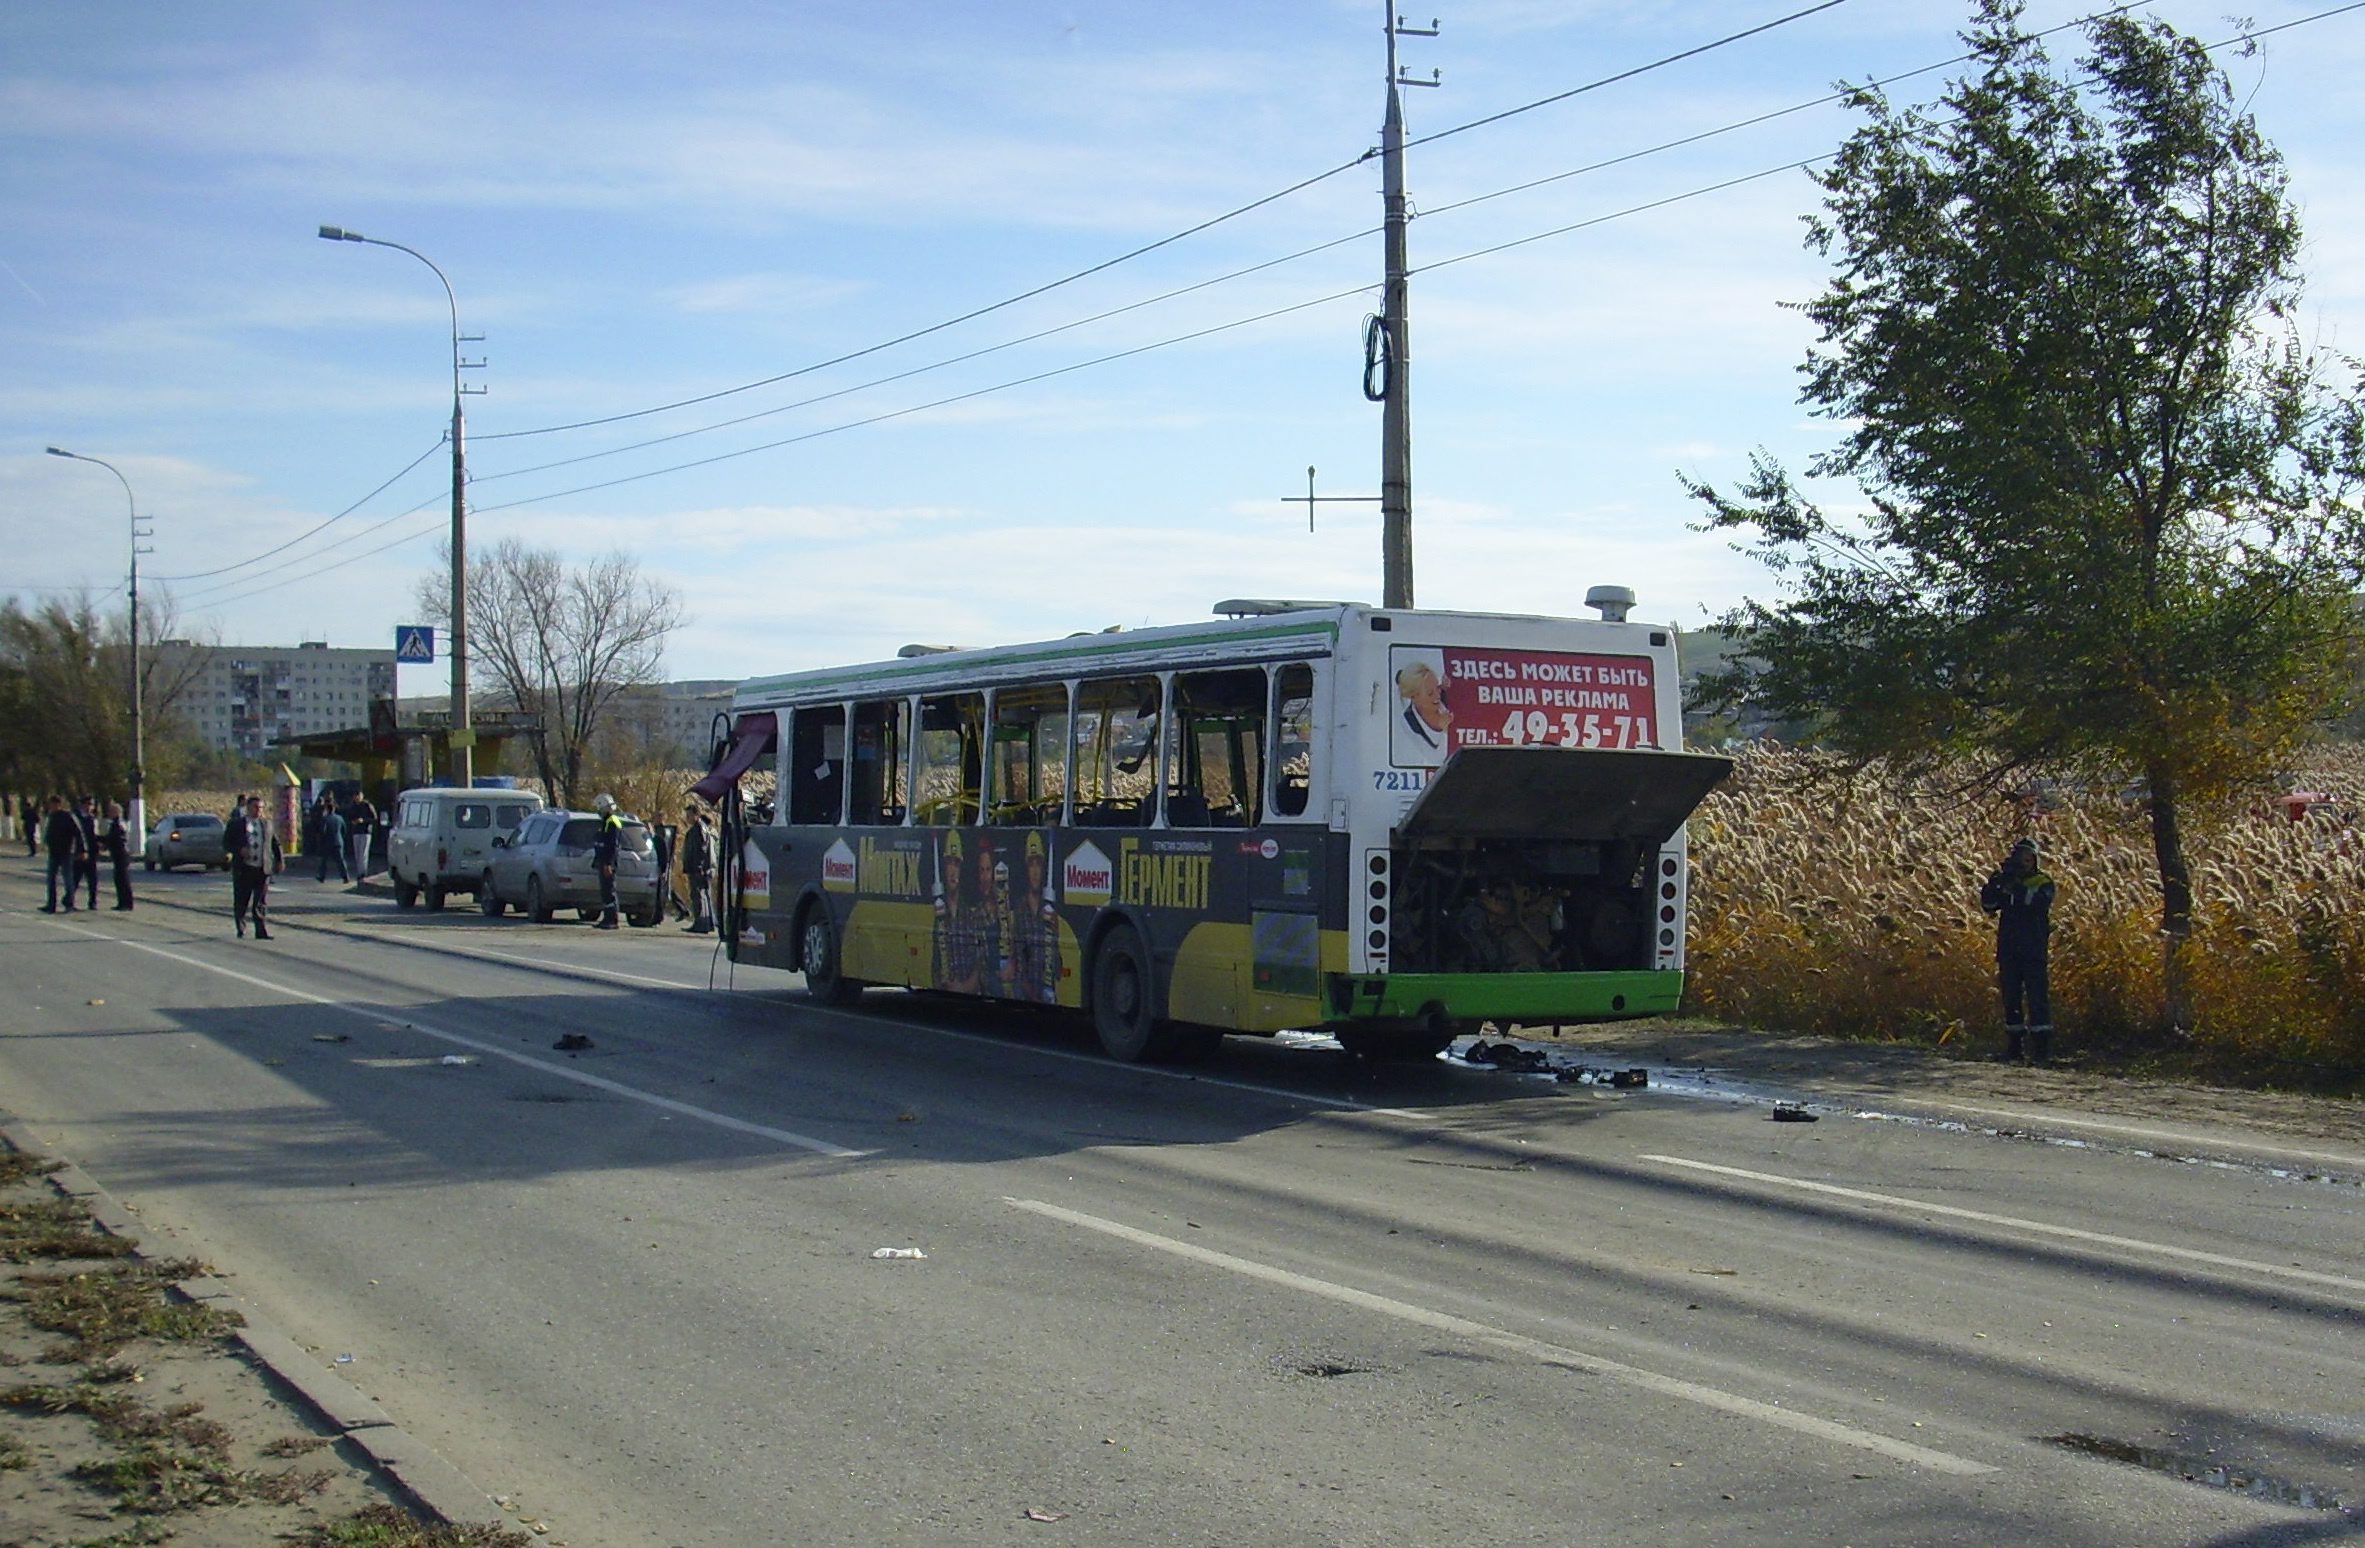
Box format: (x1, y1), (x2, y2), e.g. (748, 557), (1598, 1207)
(59, 922), (868, 1159)
(1860, 1099), (2365, 1174)
(1006, 1196), (1995, 1475)
(1642, 1154), (2365, 1295)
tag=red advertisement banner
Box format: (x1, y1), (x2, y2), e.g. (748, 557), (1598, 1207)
(1391, 645), (1657, 766)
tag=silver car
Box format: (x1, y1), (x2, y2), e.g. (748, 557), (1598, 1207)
(146, 813), (229, 871)
(480, 809), (662, 926)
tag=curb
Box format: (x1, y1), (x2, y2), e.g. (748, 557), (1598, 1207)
(1, 1110), (500, 1529)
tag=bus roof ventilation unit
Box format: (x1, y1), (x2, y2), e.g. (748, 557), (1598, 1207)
(1211, 598), (1354, 618)
(896, 643), (963, 657)
(1584, 585), (1637, 623)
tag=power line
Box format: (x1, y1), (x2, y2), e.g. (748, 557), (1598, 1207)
(469, 285), (1379, 514)
(150, 438), (448, 582)
(179, 1), (2365, 610)
(1399, 0), (1851, 155)
(172, 487), (445, 607)
(468, 8), (1917, 488)
(469, 229), (1379, 488)
(475, 0), (1857, 448)
(474, 159), (1373, 443)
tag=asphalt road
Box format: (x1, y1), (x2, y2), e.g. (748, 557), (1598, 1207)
(5, 857), (2363, 1546)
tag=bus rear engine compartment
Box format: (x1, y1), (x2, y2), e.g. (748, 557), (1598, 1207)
(1389, 838), (1652, 974)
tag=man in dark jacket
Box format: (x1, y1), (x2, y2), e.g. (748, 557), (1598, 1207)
(102, 801), (134, 910)
(681, 803), (716, 933)
(1980, 838), (2057, 1064)
(73, 796), (101, 911)
(345, 793), (377, 881)
(40, 796), (83, 913)
(224, 794), (283, 939)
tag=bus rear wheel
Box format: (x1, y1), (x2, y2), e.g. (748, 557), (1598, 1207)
(1091, 925), (1172, 1063)
(800, 905), (863, 1006)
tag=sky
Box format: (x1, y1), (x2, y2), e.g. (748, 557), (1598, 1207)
(5, 0), (2363, 694)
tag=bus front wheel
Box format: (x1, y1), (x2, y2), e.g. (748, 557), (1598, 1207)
(1091, 926), (1169, 1062)
(801, 905), (863, 1006)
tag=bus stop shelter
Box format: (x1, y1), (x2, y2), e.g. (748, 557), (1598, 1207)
(274, 704), (544, 791)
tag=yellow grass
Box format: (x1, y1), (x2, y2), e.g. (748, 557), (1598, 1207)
(1685, 745), (2365, 1087)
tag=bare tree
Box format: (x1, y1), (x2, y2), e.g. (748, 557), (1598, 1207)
(414, 539), (686, 808)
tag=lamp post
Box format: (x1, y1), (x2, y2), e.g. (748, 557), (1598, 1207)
(45, 446), (148, 852)
(318, 225), (479, 787)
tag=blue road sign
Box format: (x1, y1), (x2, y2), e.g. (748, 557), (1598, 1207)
(395, 625), (436, 663)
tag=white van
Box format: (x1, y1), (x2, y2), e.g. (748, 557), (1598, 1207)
(386, 788), (545, 910)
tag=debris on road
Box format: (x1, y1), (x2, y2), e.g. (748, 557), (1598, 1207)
(439, 1055), (473, 1066)
(1771, 1103), (1819, 1123)
(553, 1033), (593, 1052)
(869, 1247), (927, 1260)
(1463, 1040), (1550, 1071)
(1023, 1507), (1070, 1522)
(313, 1033), (349, 1044)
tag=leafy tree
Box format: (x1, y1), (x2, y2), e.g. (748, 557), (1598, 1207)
(413, 539), (685, 809)
(1687, 0), (2365, 1033)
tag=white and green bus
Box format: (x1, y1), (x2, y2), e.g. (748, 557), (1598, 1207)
(691, 597), (1730, 1061)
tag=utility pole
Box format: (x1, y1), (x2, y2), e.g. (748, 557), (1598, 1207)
(318, 226), (485, 786)
(1378, 3), (1437, 609)
(46, 447), (149, 851)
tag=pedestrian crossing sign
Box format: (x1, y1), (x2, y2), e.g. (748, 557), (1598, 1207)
(395, 625), (435, 663)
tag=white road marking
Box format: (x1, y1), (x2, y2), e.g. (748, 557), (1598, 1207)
(52, 921), (867, 1159)
(1864, 1099), (2365, 1174)
(1007, 1196), (1995, 1476)
(1642, 1154), (2365, 1296)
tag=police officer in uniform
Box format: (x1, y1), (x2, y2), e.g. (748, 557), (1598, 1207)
(1980, 837), (2057, 1064)
(593, 793), (624, 929)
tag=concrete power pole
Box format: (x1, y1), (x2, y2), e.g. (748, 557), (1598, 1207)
(1378, 3), (1436, 610)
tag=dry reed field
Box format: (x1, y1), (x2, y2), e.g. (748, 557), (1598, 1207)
(1685, 744), (2365, 1089)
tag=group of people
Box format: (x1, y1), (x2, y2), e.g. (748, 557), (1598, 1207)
(304, 791), (378, 885)
(33, 794), (134, 914)
(588, 794), (719, 933)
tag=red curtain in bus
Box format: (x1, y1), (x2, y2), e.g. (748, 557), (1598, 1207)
(689, 711), (777, 803)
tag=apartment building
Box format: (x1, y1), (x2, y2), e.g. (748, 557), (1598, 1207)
(155, 639), (397, 760)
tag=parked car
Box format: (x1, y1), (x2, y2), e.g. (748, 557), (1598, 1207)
(480, 809), (662, 927)
(385, 788), (545, 910)
(145, 813), (228, 871)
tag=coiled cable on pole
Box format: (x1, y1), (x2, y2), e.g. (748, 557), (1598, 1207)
(1362, 314), (1393, 402)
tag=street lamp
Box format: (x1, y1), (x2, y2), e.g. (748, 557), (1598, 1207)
(318, 224), (479, 787)
(45, 446), (148, 852)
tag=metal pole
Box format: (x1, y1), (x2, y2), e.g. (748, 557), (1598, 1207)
(449, 377), (470, 789)
(318, 226), (474, 786)
(45, 447), (145, 851)
(1378, 2), (1433, 609)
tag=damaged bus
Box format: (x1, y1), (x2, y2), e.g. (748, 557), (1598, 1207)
(690, 595), (1731, 1062)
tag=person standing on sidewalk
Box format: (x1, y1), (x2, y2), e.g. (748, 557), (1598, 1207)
(681, 803), (716, 934)
(101, 801), (134, 910)
(314, 796), (351, 884)
(592, 794), (624, 929)
(19, 795), (36, 857)
(72, 796), (101, 911)
(224, 794), (283, 939)
(1981, 837), (2057, 1065)
(40, 796), (83, 913)
(345, 792), (376, 881)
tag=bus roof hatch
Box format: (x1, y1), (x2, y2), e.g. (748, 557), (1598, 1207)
(1396, 746), (1733, 847)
